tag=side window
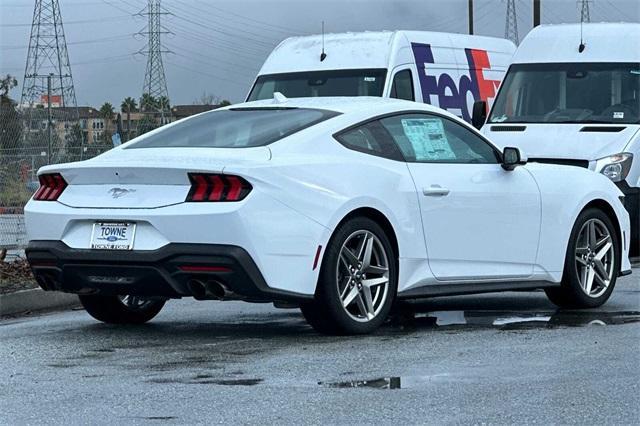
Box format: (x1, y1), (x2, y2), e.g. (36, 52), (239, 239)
(380, 114), (499, 164)
(389, 70), (415, 101)
(335, 120), (403, 161)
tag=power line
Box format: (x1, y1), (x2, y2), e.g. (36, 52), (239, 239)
(164, 60), (249, 88)
(0, 14), (130, 27)
(604, 0), (631, 20)
(2, 54), (135, 72)
(170, 0), (293, 42)
(187, 1), (307, 35)
(1, 34), (135, 50)
(168, 12), (277, 48)
(163, 43), (258, 78)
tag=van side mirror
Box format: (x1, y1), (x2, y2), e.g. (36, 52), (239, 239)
(502, 147), (525, 171)
(471, 100), (487, 130)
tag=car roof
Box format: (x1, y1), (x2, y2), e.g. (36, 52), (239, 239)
(226, 96), (456, 118)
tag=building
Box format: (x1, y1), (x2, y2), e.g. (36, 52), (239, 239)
(170, 104), (219, 121)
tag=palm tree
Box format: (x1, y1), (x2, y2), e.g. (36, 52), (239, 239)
(98, 102), (115, 148)
(157, 96), (170, 110)
(140, 93), (157, 112)
(120, 97), (137, 142)
(99, 102), (114, 119)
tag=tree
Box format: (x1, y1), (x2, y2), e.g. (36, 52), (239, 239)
(120, 97), (137, 142)
(0, 74), (18, 96)
(194, 92), (218, 105)
(96, 102), (115, 153)
(64, 123), (84, 162)
(99, 102), (114, 119)
(0, 74), (22, 154)
(137, 114), (157, 136)
(140, 93), (157, 112)
(194, 92), (231, 107)
(157, 96), (170, 111)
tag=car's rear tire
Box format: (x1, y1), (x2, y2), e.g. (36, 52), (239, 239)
(545, 208), (620, 309)
(79, 294), (165, 324)
(300, 216), (397, 335)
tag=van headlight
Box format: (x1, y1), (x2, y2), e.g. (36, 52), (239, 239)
(596, 153), (633, 182)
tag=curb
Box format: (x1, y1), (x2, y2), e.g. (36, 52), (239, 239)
(0, 288), (80, 316)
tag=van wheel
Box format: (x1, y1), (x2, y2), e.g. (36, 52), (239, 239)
(545, 208), (620, 308)
(79, 294), (165, 324)
(300, 217), (397, 335)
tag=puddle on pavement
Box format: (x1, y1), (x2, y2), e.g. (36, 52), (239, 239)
(322, 374), (457, 390)
(390, 309), (640, 330)
(147, 376), (263, 386)
(322, 377), (402, 389)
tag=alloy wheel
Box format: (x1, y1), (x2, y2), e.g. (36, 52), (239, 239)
(575, 218), (615, 298)
(118, 295), (154, 311)
(337, 230), (390, 322)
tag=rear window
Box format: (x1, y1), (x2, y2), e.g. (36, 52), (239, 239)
(127, 108), (339, 149)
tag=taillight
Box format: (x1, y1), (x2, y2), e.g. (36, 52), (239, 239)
(186, 173), (252, 202)
(33, 173), (67, 201)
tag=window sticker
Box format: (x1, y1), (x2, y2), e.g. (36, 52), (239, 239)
(364, 77), (376, 82)
(401, 118), (455, 161)
(613, 112), (625, 119)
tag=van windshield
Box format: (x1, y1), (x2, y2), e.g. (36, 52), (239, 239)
(489, 63), (640, 124)
(247, 69), (387, 101)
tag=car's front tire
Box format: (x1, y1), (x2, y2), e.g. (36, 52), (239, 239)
(545, 208), (620, 308)
(79, 294), (166, 324)
(301, 216), (398, 335)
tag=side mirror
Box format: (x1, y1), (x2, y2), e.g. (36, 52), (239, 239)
(471, 100), (487, 130)
(502, 147), (526, 171)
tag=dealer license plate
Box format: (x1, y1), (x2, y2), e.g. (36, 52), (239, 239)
(90, 222), (136, 250)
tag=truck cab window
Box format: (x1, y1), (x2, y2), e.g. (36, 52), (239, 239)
(489, 63), (640, 124)
(390, 70), (415, 101)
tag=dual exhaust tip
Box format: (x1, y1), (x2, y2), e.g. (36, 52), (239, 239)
(187, 279), (227, 300)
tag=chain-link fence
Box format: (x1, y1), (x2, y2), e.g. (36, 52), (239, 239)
(1, 85), (176, 251)
(1, 88), (114, 251)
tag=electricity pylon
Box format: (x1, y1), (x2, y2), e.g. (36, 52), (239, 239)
(505, 0), (519, 45)
(20, 0), (79, 163)
(138, 0), (171, 124)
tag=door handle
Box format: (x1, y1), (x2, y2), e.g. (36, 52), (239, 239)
(423, 185), (450, 197)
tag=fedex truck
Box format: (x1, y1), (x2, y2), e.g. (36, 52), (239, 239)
(247, 30), (516, 122)
(475, 23), (640, 253)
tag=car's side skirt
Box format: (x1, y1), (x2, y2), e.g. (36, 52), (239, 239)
(397, 280), (560, 300)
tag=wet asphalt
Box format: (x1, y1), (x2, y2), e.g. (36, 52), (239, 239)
(2, 267), (639, 425)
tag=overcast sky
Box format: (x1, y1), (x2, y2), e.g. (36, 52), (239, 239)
(1, 0), (638, 108)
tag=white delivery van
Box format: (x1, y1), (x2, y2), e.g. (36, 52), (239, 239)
(247, 31), (516, 123)
(476, 23), (640, 253)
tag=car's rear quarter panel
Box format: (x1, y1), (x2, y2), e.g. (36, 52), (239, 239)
(230, 130), (431, 293)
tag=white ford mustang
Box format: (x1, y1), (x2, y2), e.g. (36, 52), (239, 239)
(25, 97), (632, 334)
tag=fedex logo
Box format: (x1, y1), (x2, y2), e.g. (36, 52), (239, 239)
(411, 42), (500, 122)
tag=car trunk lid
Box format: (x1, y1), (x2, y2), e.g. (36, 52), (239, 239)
(41, 147), (270, 208)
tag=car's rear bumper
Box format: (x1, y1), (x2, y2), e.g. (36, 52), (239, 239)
(25, 241), (312, 303)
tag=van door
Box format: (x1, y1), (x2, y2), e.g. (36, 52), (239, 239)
(387, 66), (421, 102)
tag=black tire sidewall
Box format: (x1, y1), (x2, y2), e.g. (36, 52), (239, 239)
(79, 295), (165, 324)
(315, 217), (398, 334)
